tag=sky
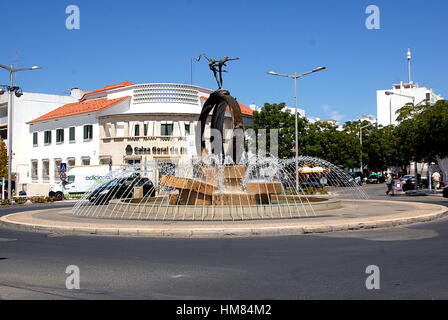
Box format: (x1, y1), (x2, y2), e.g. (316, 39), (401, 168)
(0, 0), (447, 123)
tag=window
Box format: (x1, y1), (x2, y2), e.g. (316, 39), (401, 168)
(144, 123), (148, 136)
(99, 157), (112, 165)
(44, 131), (52, 144)
(33, 132), (38, 146)
(56, 129), (64, 143)
(67, 158), (76, 167)
(82, 157), (90, 166)
(31, 160), (38, 181)
(66, 175), (75, 184)
(69, 127), (76, 142)
(161, 123), (173, 136)
(83, 125), (93, 140)
(134, 124), (140, 137)
(42, 159), (50, 181)
(54, 159), (62, 182)
(185, 124), (191, 136)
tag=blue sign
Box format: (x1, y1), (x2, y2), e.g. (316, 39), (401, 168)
(60, 163), (67, 173)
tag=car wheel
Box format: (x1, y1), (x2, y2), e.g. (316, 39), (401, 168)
(55, 192), (64, 201)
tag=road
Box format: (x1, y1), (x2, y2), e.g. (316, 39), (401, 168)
(0, 184), (447, 299)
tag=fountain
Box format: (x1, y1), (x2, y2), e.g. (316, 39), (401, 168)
(72, 57), (368, 221)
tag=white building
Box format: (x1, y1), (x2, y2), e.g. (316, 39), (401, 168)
(283, 106), (306, 117)
(377, 82), (444, 126)
(26, 81), (254, 195)
(0, 90), (80, 194)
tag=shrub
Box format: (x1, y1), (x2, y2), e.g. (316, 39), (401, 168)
(13, 197), (27, 205)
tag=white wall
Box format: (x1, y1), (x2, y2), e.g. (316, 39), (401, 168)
(27, 113), (100, 186)
(377, 85), (443, 126)
(8, 92), (76, 191)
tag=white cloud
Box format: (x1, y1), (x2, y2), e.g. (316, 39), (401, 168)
(330, 111), (344, 122)
(320, 105), (345, 122)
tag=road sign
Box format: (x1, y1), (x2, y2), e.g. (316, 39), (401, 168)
(60, 172), (67, 181)
(60, 163), (67, 173)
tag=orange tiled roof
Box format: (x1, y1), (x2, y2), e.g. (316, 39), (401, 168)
(88, 81), (135, 95)
(200, 96), (254, 116)
(28, 96), (130, 124)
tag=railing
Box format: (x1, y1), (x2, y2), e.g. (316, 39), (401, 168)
(102, 136), (187, 142)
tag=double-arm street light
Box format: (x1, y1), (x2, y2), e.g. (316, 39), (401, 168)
(0, 63), (41, 200)
(267, 66), (326, 189)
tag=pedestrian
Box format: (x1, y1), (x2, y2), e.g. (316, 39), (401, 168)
(432, 171), (441, 190)
(386, 174), (395, 196)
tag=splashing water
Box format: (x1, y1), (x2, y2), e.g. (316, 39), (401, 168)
(72, 156), (368, 221)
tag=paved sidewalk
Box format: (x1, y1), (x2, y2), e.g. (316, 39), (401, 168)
(0, 200), (447, 238)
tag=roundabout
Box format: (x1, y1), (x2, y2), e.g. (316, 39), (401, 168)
(1, 199), (446, 238)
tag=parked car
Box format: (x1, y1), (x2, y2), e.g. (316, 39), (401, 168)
(400, 175), (416, 191)
(367, 174), (381, 184)
(88, 175), (155, 205)
(443, 186), (448, 198)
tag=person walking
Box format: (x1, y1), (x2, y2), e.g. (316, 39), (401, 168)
(386, 174), (395, 196)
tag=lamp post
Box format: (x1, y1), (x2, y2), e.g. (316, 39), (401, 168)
(385, 91), (415, 125)
(385, 90), (421, 180)
(359, 123), (370, 174)
(0, 63), (41, 201)
(267, 67), (326, 189)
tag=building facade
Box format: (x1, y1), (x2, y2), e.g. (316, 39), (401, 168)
(0, 90), (79, 194)
(377, 82), (443, 126)
(26, 81), (254, 195)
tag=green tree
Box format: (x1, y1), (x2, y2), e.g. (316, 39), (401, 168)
(250, 103), (307, 159)
(395, 100), (448, 163)
(301, 121), (360, 169)
(0, 139), (7, 178)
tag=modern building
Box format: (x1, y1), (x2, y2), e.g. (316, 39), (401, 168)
(0, 90), (79, 194)
(377, 82), (443, 126)
(26, 81), (254, 195)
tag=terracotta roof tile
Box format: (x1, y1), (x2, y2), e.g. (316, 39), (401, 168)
(88, 81), (135, 95)
(81, 81), (135, 100)
(28, 96), (130, 124)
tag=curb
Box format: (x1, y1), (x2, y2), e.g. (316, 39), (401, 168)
(0, 201), (447, 238)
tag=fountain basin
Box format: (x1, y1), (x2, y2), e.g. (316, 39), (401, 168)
(84, 197), (341, 221)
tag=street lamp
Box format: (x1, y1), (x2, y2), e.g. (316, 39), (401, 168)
(267, 66), (326, 189)
(0, 63), (41, 201)
(359, 123), (370, 174)
(385, 91), (415, 125)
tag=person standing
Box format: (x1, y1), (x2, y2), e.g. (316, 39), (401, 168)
(432, 171), (441, 190)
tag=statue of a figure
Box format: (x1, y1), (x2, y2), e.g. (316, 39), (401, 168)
(196, 55), (244, 163)
(198, 55), (239, 89)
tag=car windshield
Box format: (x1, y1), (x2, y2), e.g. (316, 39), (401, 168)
(66, 175), (75, 184)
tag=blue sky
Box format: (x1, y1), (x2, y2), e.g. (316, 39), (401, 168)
(0, 0), (446, 122)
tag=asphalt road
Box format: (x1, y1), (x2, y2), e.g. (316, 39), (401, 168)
(0, 185), (447, 300)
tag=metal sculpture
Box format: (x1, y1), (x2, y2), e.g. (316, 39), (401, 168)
(196, 55), (244, 163)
